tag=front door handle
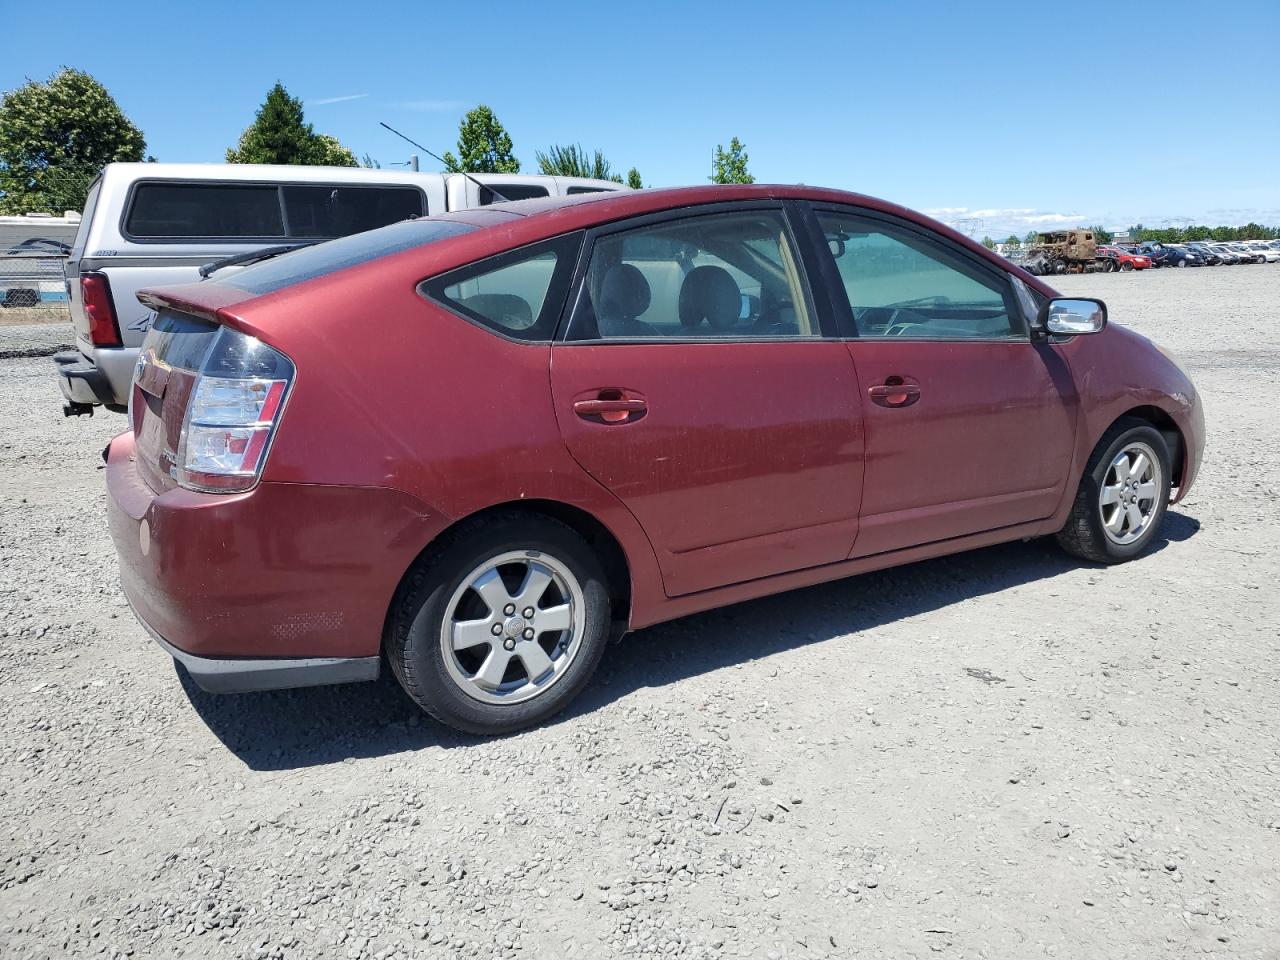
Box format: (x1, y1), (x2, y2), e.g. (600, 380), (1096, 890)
(868, 379), (920, 408)
(573, 394), (647, 424)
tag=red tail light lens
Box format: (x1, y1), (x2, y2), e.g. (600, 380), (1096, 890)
(175, 327), (295, 493)
(81, 273), (121, 347)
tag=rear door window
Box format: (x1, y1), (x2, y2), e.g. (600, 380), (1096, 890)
(566, 209), (819, 341)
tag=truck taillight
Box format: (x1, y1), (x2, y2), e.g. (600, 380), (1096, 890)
(81, 273), (121, 347)
(176, 327), (294, 493)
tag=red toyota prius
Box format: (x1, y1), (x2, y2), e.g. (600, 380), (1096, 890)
(106, 185), (1204, 734)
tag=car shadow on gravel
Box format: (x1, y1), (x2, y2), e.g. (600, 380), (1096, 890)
(181, 511), (1200, 771)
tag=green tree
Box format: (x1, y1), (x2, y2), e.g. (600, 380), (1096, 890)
(981, 236), (996, 250)
(1024, 229), (1039, 245)
(442, 105), (519, 173)
(0, 68), (145, 214)
(1003, 234), (1021, 248)
(710, 136), (754, 184)
(535, 144), (623, 182)
(626, 167), (643, 190)
(226, 83), (357, 166)
(1088, 224), (1114, 244)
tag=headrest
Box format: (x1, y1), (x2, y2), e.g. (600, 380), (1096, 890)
(458, 293), (533, 330)
(599, 263), (651, 320)
(678, 265), (740, 330)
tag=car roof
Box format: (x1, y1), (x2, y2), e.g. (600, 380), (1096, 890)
(432, 183), (1000, 257)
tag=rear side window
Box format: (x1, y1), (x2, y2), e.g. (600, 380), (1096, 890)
(124, 182), (427, 240)
(478, 184), (551, 205)
(126, 184), (283, 238)
(422, 233), (583, 341)
(282, 185), (424, 237)
(566, 186), (612, 195)
(217, 218), (475, 295)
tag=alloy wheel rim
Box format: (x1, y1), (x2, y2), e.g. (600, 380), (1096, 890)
(1098, 441), (1162, 546)
(440, 551), (585, 705)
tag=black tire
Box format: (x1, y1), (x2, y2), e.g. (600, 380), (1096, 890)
(1121, 261), (1134, 272)
(1056, 418), (1172, 564)
(385, 512), (611, 735)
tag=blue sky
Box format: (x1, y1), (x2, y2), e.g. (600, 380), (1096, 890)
(4, 0), (1277, 237)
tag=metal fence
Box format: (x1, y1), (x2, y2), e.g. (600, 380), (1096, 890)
(0, 253), (68, 306)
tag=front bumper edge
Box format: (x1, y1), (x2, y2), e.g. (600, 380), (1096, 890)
(129, 597), (381, 694)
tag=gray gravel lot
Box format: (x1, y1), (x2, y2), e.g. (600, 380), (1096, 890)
(1, 266), (1278, 959)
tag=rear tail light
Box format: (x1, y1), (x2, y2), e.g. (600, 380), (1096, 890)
(176, 327), (294, 493)
(81, 273), (121, 347)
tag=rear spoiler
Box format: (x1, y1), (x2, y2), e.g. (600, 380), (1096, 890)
(135, 283), (259, 335)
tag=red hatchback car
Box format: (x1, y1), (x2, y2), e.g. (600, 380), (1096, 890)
(1097, 245), (1153, 271)
(106, 185), (1204, 733)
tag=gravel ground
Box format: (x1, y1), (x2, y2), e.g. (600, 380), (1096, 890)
(1, 266), (1277, 959)
(0, 321), (74, 361)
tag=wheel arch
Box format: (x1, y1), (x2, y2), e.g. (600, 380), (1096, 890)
(1110, 405), (1185, 488)
(383, 498), (633, 647)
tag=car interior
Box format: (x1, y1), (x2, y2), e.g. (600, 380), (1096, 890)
(571, 211), (818, 340)
(816, 213), (1021, 339)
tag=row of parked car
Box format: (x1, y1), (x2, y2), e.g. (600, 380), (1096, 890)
(1113, 239), (1280, 269)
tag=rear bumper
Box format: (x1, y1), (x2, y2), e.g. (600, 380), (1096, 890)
(131, 595), (379, 693)
(105, 431), (448, 685)
(53, 345), (137, 410)
(54, 350), (115, 407)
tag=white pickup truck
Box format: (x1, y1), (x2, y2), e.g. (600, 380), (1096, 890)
(55, 162), (625, 414)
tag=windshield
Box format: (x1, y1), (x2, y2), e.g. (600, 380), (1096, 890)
(216, 218), (476, 296)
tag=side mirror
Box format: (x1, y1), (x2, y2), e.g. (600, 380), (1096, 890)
(1037, 297), (1107, 337)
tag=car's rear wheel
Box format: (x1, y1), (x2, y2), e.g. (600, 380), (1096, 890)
(385, 513), (611, 735)
(1056, 419), (1172, 564)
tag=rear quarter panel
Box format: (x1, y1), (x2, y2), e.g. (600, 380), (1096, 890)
(209, 254), (669, 624)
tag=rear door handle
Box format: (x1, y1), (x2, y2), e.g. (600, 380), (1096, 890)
(868, 380), (920, 408)
(573, 395), (647, 423)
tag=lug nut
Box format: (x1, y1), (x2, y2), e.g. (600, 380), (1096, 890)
(522, 607), (535, 619)
(503, 638), (516, 651)
(491, 623), (503, 636)
(504, 604), (516, 616)
(523, 627), (535, 640)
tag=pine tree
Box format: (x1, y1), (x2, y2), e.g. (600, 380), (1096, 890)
(226, 82), (357, 166)
(626, 167), (643, 190)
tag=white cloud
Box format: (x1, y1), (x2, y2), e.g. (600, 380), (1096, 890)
(395, 99), (466, 112)
(306, 94), (369, 106)
(923, 206), (1086, 235)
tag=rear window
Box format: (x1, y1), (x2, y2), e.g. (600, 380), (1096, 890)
(216, 217), (475, 295)
(478, 184), (550, 206)
(124, 182), (427, 240)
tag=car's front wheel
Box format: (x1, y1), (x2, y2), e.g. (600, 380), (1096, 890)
(1056, 419), (1172, 564)
(386, 513), (611, 735)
